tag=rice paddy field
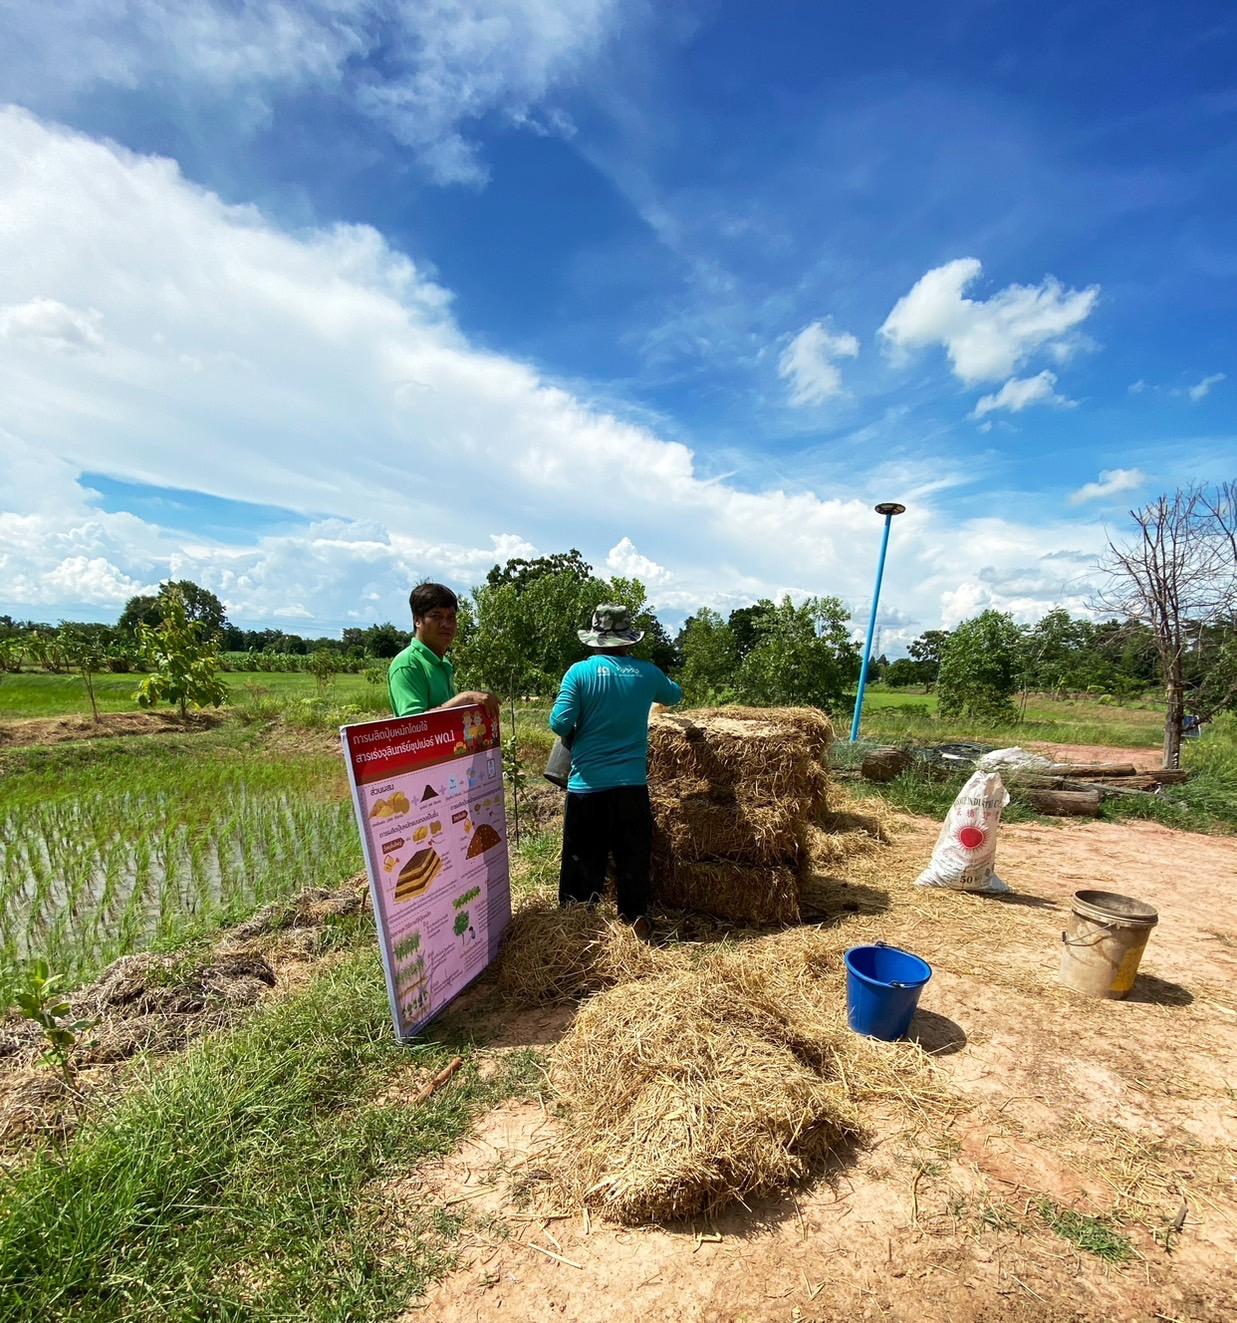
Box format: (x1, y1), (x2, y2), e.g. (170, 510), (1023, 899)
(0, 728), (361, 1004)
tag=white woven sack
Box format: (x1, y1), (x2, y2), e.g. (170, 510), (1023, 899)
(915, 770), (1011, 893)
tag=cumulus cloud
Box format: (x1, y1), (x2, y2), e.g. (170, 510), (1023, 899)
(1, 0), (625, 186)
(1069, 468), (1147, 506)
(1188, 372), (1225, 402)
(777, 319), (859, 405)
(605, 537), (670, 584)
(0, 297), (103, 351)
(970, 369), (1077, 420)
(0, 109), (1114, 633)
(879, 257), (1099, 385)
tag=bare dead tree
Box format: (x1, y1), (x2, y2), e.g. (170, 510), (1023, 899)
(1095, 483), (1236, 769)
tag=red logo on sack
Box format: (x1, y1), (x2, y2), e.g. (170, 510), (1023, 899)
(957, 825), (986, 850)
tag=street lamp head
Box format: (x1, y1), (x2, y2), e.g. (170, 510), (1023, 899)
(874, 502), (906, 517)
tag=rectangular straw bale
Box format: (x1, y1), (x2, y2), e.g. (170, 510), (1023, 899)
(648, 709), (830, 813)
(649, 789), (803, 867)
(652, 853), (800, 926)
(692, 705), (833, 763)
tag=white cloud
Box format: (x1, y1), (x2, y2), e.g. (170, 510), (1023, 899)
(0, 297), (103, 351)
(0, 109), (1117, 635)
(777, 320), (860, 406)
(1188, 372), (1225, 402)
(1, 0), (626, 187)
(971, 369), (1077, 419)
(605, 537), (670, 584)
(879, 257), (1099, 385)
(41, 555), (149, 603)
(1128, 379), (1148, 394)
(1068, 468), (1147, 506)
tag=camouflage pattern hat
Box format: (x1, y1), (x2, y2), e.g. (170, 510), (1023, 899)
(578, 603), (644, 649)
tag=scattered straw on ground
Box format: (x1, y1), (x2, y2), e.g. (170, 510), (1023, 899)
(546, 929), (952, 1224)
(496, 893), (678, 1006)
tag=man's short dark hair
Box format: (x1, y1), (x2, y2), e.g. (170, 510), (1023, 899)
(410, 581), (458, 622)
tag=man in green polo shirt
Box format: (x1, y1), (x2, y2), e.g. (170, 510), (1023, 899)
(387, 582), (499, 719)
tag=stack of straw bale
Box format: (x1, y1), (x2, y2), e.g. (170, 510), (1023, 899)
(647, 706), (832, 926)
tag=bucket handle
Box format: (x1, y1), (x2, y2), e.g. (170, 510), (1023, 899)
(1061, 923), (1118, 948)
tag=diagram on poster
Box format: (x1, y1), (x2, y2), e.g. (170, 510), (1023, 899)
(341, 705), (511, 1040)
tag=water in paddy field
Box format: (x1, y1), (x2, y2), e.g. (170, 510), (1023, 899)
(0, 786), (362, 994)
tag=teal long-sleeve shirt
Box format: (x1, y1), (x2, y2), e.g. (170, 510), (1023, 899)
(549, 654), (683, 793)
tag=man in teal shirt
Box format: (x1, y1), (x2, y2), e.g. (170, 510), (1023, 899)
(387, 582), (499, 719)
(549, 604), (682, 938)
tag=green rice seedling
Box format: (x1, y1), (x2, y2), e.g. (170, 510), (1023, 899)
(0, 743), (363, 1004)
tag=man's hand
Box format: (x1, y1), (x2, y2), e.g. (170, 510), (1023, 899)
(457, 690), (501, 720)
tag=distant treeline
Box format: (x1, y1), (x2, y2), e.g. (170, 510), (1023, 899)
(1, 564), (1227, 720)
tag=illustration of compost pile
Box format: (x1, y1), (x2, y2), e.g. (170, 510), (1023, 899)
(646, 706), (832, 925)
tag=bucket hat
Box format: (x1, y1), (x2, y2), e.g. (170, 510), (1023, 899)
(578, 603), (644, 649)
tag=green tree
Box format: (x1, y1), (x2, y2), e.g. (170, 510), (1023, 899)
(937, 611), (1022, 722)
(678, 609), (739, 704)
(60, 627), (107, 722)
(307, 649), (339, 694)
(120, 580), (228, 641)
(486, 548), (593, 590)
(728, 603), (771, 659)
(734, 595), (859, 712)
(885, 657), (921, 687)
(134, 588), (228, 720)
(456, 553), (669, 698)
(907, 629), (951, 688)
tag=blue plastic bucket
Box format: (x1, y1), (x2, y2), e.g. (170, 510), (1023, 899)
(844, 944), (932, 1041)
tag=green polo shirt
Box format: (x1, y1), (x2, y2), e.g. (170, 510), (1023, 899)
(387, 638), (455, 716)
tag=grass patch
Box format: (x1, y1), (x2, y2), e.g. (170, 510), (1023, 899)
(1037, 1200), (1133, 1263)
(844, 765), (1044, 825)
(855, 687), (1162, 749)
(0, 670), (382, 721)
(509, 828), (563, 897)
(0, 951), (542, 1321)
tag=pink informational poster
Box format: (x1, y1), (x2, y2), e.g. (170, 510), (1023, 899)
(340, 705), (511, 1040)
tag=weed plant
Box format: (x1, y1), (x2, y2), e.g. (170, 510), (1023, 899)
(1036, 1200), (1133, 1263)
(0, 951), (543, 1321)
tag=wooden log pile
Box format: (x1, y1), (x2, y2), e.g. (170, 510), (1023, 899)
(855, 748), (1188, 817)
(1003, 761), (1188, 815)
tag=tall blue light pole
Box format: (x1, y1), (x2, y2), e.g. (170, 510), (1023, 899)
(849, 501), (906, 743)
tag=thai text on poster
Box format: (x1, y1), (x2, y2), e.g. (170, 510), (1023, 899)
(341, 705), (511, 1040)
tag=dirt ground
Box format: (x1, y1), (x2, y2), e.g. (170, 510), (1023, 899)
(1023, 741), (1165, 769)
(0, 710), (224, 748)
(407, 816), (1237, 1323)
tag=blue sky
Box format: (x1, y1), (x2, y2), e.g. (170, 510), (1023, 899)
(0, 1), (1233, 646)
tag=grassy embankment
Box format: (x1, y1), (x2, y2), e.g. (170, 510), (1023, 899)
(0, 945), (542, 1321)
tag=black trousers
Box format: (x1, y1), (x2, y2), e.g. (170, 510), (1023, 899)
(559, 785), (652, 922)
